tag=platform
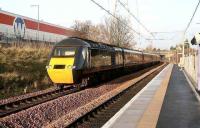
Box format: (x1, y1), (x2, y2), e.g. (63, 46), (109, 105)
(102, 64), (200, 128)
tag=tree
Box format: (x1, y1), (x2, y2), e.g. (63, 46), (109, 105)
(71, 15), (136, 49)
(72, 20), (91, 38)
(170, 46), (176, 51)
(145, 43), (153, 52)
(72, 20), (107, 42)
(104, 16), (136, 48)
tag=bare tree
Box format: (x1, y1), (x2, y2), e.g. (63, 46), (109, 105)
(72, 20), (91, 38)
(145, 43), (154, 52)
(71, 20), (108, 43)
(104, 16), (136, 48)
(71, 16), (136, 49)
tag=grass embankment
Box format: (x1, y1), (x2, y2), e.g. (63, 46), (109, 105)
(0, 44), (53, 99)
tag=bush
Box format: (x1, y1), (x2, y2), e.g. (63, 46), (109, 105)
(0, 43), (53, 99)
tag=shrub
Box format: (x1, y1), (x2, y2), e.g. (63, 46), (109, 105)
(0, 43), (53, 99)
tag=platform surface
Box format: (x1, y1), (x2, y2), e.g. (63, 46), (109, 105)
(102, 64), (200, 128)
(102, 64), (173, 128)
(156, 65), (200, 128)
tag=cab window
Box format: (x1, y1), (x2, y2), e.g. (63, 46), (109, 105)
(53, 47), (76, 57)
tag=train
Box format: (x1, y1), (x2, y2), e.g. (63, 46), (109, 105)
(46, 37), (161, 89)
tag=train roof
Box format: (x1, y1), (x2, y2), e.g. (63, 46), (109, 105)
(56, 37), (115, 50)
(56, 37), (160, 56)
(58, 37), (141, 52)
(56, 38), (91, 47)
(143, 52), (160, 56)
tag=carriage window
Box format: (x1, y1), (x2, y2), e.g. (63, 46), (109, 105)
(91, 49), (111, 67)
(53, 47), (76, 57)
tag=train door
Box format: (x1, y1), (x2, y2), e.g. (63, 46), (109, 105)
(87, 48), (91, 68)
(142, 52), (144, 63)
(122, 49), (125, 67)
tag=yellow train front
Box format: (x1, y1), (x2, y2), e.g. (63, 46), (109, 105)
(46, 37), (90, 87)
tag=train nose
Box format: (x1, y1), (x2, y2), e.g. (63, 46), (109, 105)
(47, 58), (75, 84)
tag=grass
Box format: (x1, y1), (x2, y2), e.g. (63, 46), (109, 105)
(0, 43), (53, 99)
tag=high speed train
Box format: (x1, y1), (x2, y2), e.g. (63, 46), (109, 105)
(46, 37), (160, 89)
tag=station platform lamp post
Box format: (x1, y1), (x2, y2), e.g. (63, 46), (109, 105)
(191, 33), (200, 91)
(30, 4), (40, 42)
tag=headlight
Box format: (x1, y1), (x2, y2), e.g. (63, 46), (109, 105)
(66, 65), (76, 69)
(46, 65), (52, 69)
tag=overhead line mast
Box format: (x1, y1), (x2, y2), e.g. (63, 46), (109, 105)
(182, 0), (200, 66)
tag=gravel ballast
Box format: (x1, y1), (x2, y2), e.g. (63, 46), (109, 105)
(0, 87), (56, 106)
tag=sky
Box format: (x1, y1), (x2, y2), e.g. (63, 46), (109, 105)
(0, 0), (200, 50)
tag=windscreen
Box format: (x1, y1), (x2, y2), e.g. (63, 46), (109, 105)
(53, 47), (76, 57)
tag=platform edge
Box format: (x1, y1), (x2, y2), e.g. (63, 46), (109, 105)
(183, 70), (200, 102)
(101, 64), (171, 128)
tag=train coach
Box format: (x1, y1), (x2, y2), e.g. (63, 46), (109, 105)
(46, 37), (160, 89)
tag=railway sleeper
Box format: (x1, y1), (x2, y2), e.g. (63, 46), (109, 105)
(0, 105), (6, 110)
(30, 97), (37, 102)
(25, 99), (32, 104)
(4, 105), (12, 110)
(11, 103), (19, 108)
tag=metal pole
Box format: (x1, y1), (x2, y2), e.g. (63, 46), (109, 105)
(136, 0), (141, 48)
(37, 5), (40, 42)
(182, 40), (185, 67)
(112, 0), (117, 16)
(198, 45), (200, 91)
(31, 4), (40, 42)
(176, 49), (178, 64)
(181, 31), (185, 67)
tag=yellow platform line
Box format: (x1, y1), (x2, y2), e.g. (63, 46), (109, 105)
(136, 64), (173, 128)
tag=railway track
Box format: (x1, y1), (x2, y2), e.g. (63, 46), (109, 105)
(66, 64), (166, 128)
(0, 86), (79, 118)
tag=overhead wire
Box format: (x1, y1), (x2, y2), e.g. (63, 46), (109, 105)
(151, 30), (183, 34)
(118, 0), (155, 38)
(184, 0), (200, 35)
(151, 30), (183, 41)
(90, 0), (151, 40)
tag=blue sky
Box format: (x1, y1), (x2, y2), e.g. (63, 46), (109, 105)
(0, 0), (200, 49)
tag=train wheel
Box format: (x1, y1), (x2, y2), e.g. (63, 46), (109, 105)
(54, 84), (64, 90)
(54, 83), (59, 89)
(76, 84), (81, 90)
(81, 78), (89, 87)
(60, 84), (64, 90)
